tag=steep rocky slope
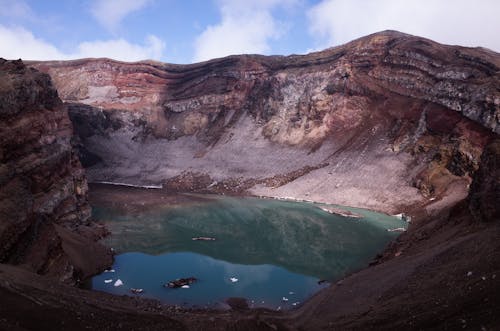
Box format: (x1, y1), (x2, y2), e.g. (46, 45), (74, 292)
(0, 138), (497, 330)
(31, 31), (499, 214)
(292, 138), (500, 330)
(0, 59), (111, 282)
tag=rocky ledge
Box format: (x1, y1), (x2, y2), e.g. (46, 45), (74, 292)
(0, 59), (112, 283)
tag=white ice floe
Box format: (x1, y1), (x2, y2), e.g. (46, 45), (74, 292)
(95, 181), (163, 189)
(282, 297), (289, 302)
(387, 227), (406, 232)
(114, 279), (123, 287)
(104, 279), (113, 284)
(104, 269), (116, 273)
(289, 291), (295, 295)
(181, 285), (190, 289)
(230, 277), (238, 283)
(292, 302), (300, 306)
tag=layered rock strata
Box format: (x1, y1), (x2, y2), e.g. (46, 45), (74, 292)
(31, 31), (499, 213)
(0, 59), (111, 282)
(0, 30), (498, 330)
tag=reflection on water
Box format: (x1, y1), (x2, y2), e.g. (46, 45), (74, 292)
(92, 251), (327, 309)
(91, 193), (406, 309)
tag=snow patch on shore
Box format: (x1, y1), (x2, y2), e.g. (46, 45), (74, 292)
(93, 181), (163, 189)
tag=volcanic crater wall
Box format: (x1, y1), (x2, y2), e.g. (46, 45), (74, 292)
(31, 31), (499, 213)
(0, 31), (499, 331)
(0, 59), (111, 282)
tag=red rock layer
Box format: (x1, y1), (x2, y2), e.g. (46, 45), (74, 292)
(30, 31), (499, 214)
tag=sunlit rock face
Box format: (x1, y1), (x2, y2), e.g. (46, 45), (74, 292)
(0, 59), (111, 282)
(30, 31), (499, 213)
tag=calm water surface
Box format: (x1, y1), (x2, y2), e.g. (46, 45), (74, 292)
(91, 193), (406, 309)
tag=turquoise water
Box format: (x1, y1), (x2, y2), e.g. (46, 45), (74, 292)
(91, 194), (406, 309)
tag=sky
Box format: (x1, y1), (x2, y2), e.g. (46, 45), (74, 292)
(0, 0), (499, 64)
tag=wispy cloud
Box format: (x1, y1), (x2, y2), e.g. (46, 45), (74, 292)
(307, 0), (500, 52)
(0, 25), (165, 61)
(193, 0), (297, 62)
(90, 0), (151, 32)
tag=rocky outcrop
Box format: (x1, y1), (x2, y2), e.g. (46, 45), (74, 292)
(0, 59), (111, 282)
(468, 139), (500, 222)
(30, 31), (499, 214)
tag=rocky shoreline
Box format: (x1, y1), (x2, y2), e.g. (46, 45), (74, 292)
(0, 139), (498, 330)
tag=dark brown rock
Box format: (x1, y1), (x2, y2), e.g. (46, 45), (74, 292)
(225, 297), (249, 311)
(0, 59), (112, 282)
(468, 139), (500, 222)
(165, 277), (197, 288)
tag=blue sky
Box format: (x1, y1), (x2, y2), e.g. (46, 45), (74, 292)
(1, 0), (499, 64)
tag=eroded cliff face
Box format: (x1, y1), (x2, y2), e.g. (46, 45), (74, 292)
(0, 59), (111, 282)
(30, 31), (499, 213)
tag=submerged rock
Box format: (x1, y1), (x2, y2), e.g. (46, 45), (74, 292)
(165, 277), (197, 288)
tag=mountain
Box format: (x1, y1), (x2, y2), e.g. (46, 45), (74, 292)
(0, 30), (498, 329)
(30, 30), (498, 215)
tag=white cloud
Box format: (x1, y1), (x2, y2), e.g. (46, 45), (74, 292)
(0, 25), (165, 61)
(193, 0), (297, 62)
(0, 25), (64, 60)
(90, 0), (151, 32)
(308, 0), (500, 52)
(76, 35), (165, 61)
